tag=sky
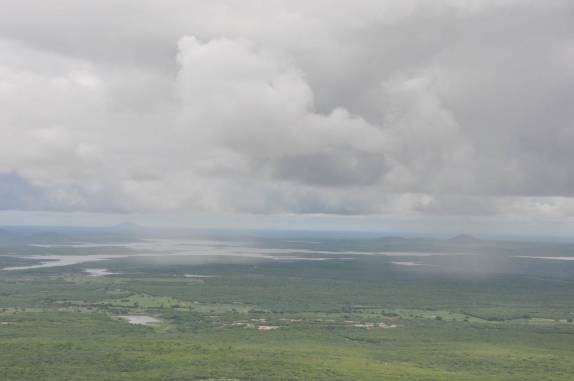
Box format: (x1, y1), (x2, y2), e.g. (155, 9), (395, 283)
(1, 0), (574, 234)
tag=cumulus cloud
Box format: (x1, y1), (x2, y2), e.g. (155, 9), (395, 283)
(0, 0), (573, 220)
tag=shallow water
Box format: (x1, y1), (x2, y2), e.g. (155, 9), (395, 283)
(3, 255), (127, 271)
(382, 252), (466, 257)
(3, 238), (469, 272)
(84, 268), (120, 277)
(184, 274), (216, 278)
(117, 315), (160, 326)
(3, 238), (357, 271)
(514, 256), (574, 261)
(392, 261), (425, 266)
(29, 243), (128, 248)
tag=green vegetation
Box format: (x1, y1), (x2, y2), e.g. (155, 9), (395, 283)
(1, 235), (574, 380)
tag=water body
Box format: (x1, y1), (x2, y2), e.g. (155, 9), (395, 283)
(84, 268), (120, 277)
(184, 274), (216, 278)
(392, 261), (425, 266)
(117, 315), (160, 326)
(514, 256), (574, 261)
(382, 252), (466, 257)
(2, 239), (466, 272)
(3, 255), (128, 271)
(124, 239), (466, 258)
(29, 243), (129, 248)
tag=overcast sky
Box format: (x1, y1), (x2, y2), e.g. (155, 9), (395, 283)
(1, 0), (574, 231)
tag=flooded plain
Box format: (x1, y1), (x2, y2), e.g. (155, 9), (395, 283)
(2, 255), (128, 271)
(2, 239), (359, 271)
(1, 238), (483, 272)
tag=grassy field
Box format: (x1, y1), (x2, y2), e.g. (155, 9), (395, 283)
(1, 232), (573, 380)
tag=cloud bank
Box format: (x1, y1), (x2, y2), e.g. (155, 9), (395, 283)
(0, 0), (573, 220)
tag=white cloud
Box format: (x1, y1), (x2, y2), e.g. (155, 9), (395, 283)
(0, 0), (573, 221)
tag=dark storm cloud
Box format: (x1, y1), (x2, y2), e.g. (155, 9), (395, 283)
(269, 151), (386, 187)
(0, 173), (43, 210)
